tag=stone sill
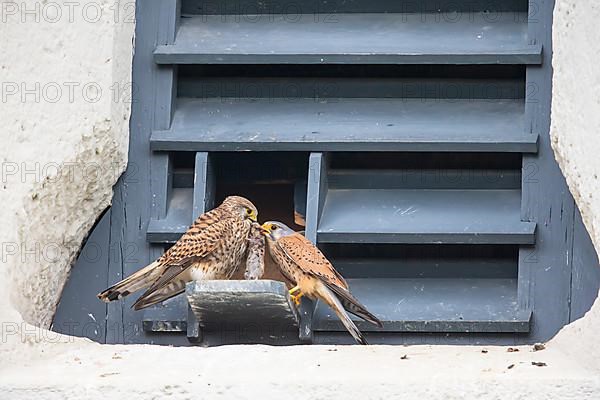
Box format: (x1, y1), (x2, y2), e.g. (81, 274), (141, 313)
(1, 337), (599, 399)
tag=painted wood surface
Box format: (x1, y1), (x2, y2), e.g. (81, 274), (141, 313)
(53, 0), (600, 346)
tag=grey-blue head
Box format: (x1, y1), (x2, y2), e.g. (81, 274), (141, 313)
(260, 221), (296, 241)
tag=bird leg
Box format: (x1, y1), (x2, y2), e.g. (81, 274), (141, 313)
(289, 285), (301, 295)
(289, 285), (303, 306)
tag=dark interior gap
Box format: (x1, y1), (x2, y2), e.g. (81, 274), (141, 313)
(320, 244), (519, 279)
(171, 152), (523, 189)
(329, 152), (522, 170)
(322, 243), (519, 259)
(178, 65), (526, 100)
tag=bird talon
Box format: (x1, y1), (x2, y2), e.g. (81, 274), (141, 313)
(288, 286), (303, 306)
(290, 292), (303, 306)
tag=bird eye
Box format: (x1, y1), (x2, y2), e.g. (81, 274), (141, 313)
(246, 208), (252, 214)
(271, 224), (278, 231)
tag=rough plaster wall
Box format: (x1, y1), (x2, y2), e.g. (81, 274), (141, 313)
(548, 1), (600, 370)
(550, 1), (600, 252)
(0, 0), (134, 328)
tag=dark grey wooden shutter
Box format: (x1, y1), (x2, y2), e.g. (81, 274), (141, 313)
(145, 0), (538, 343)
(53, 0), (600, 346)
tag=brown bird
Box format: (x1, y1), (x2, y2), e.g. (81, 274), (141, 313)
(261, 221), (382, 345)
(98, 196), (258, 310)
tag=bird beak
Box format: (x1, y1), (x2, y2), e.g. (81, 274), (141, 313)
(260, 223), (272, 235)
(249, 210), (258, 222)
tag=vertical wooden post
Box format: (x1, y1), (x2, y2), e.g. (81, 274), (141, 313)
(300, 152), (329, 343)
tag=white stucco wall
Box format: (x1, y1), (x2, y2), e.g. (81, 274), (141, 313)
(0, 0), (599, 398)
(0, 0), (133, 327)
(550, 1), (600, 252)
(546, 0), (600, 371)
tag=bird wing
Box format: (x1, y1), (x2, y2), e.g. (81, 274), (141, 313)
(324, 280), (383, 328)
(132, 216), (234, 310)
(276, 233), (348, 290)
(131, 256), (198, 310)
(157, 208), (227, 265)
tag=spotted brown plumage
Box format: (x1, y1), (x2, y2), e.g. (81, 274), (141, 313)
(261, 221), (383, 345)
(98, 196), (258, 310)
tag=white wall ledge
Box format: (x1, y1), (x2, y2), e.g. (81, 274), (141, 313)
(1, 341), (599, 399)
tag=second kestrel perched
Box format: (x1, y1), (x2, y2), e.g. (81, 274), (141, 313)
(261, 221), (382, 344)
(98, 196), (258, 310)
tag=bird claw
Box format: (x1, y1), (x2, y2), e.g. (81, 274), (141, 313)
(289, 286), (303, 306)
(290, 293), (303, 306)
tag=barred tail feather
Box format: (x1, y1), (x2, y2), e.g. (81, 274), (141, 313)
(97, 261), (160, 303)
(317, 282), (368, 345)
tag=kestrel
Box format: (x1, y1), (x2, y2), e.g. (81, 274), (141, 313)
(98, 196), (258, 310)
(261, 221), (382, 345)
